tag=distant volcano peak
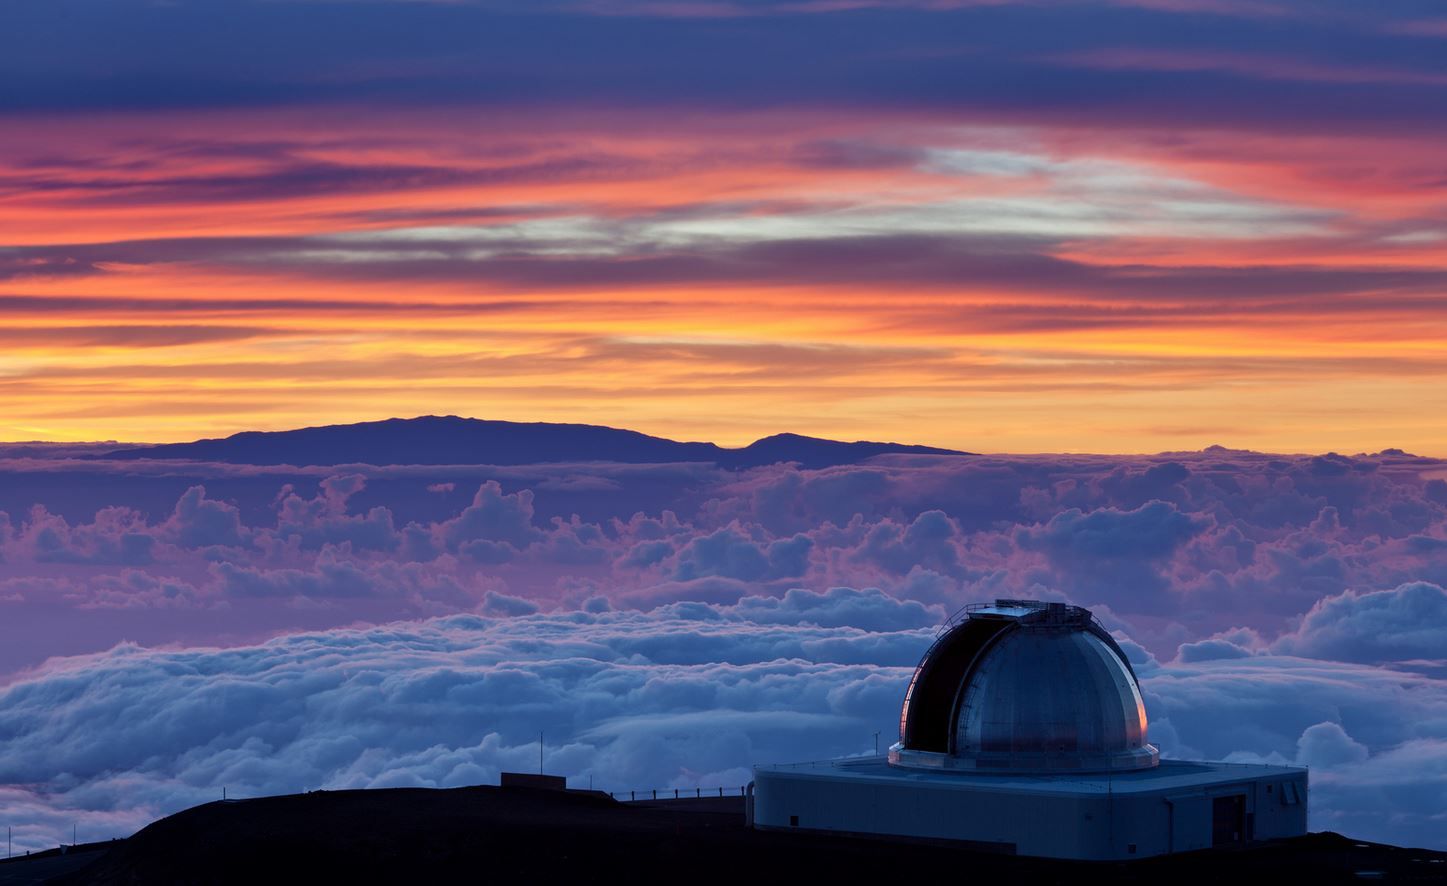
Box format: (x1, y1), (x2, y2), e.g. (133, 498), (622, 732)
(101, 416), (970, 469)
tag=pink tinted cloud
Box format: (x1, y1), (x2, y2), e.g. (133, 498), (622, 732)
(1, 447), (1443, 665)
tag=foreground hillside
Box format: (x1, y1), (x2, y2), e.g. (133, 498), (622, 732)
(18, 785), (1445, 885)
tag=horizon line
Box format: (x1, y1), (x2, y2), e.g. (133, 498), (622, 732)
(1, 414), (1440, 461)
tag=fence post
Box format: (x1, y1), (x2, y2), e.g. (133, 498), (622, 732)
(652, 789), (657, 800)
(631, 791), (635, 801)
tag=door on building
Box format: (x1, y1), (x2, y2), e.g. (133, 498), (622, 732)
(1211, 794), (1245, 847)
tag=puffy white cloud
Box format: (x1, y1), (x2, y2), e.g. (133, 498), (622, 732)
(1272, 581), (1447, 664)
(1175, 637), (1254, 662)
(1015, 501), (1211, 605)
(275, 475), (400, 553)
(849, 510), (963, 577)
(668, 524), (813, 582)
(438, 481), (544, 553)
(1296, 721), (1369, 769)
(727, 587), (940, 631)
(1, 602), (1444, 853)
(1290, 725), (1447, 846)
(481, 589), (541, 616)
(166, 486), (249, 549)
(213, 551), (385, 599)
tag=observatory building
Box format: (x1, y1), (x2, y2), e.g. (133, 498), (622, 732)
(751, 600), (1307, 859)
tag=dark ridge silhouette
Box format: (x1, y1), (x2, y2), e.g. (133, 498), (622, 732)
(100, 416), (968, 468)
(33, 785), (1445, 885)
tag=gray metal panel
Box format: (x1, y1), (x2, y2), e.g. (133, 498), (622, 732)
(953, 626), (1155, 771)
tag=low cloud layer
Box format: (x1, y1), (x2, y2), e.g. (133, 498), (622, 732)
(1, 590), (1443, 853)
(2, 447), (1445, 849)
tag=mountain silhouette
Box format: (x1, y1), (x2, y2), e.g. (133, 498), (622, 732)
(101, 416), (967, 469)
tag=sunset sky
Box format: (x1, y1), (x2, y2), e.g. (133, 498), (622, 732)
(4, 0), (1446, 453)
(4, 1), (1447, 857)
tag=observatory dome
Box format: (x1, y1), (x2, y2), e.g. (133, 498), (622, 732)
(891, 600), (1158, 773)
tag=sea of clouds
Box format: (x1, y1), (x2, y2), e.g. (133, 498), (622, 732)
(1, 448), (1445, 851)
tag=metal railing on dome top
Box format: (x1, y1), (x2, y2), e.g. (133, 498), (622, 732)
(942, 599), (1043, 631)
(940, 600), (1112, 637)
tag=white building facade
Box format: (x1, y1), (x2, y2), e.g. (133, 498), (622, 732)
(752, 600), (1307, 860)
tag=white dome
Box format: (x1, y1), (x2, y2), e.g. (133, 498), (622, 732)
(892, 600), (1158, 773)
